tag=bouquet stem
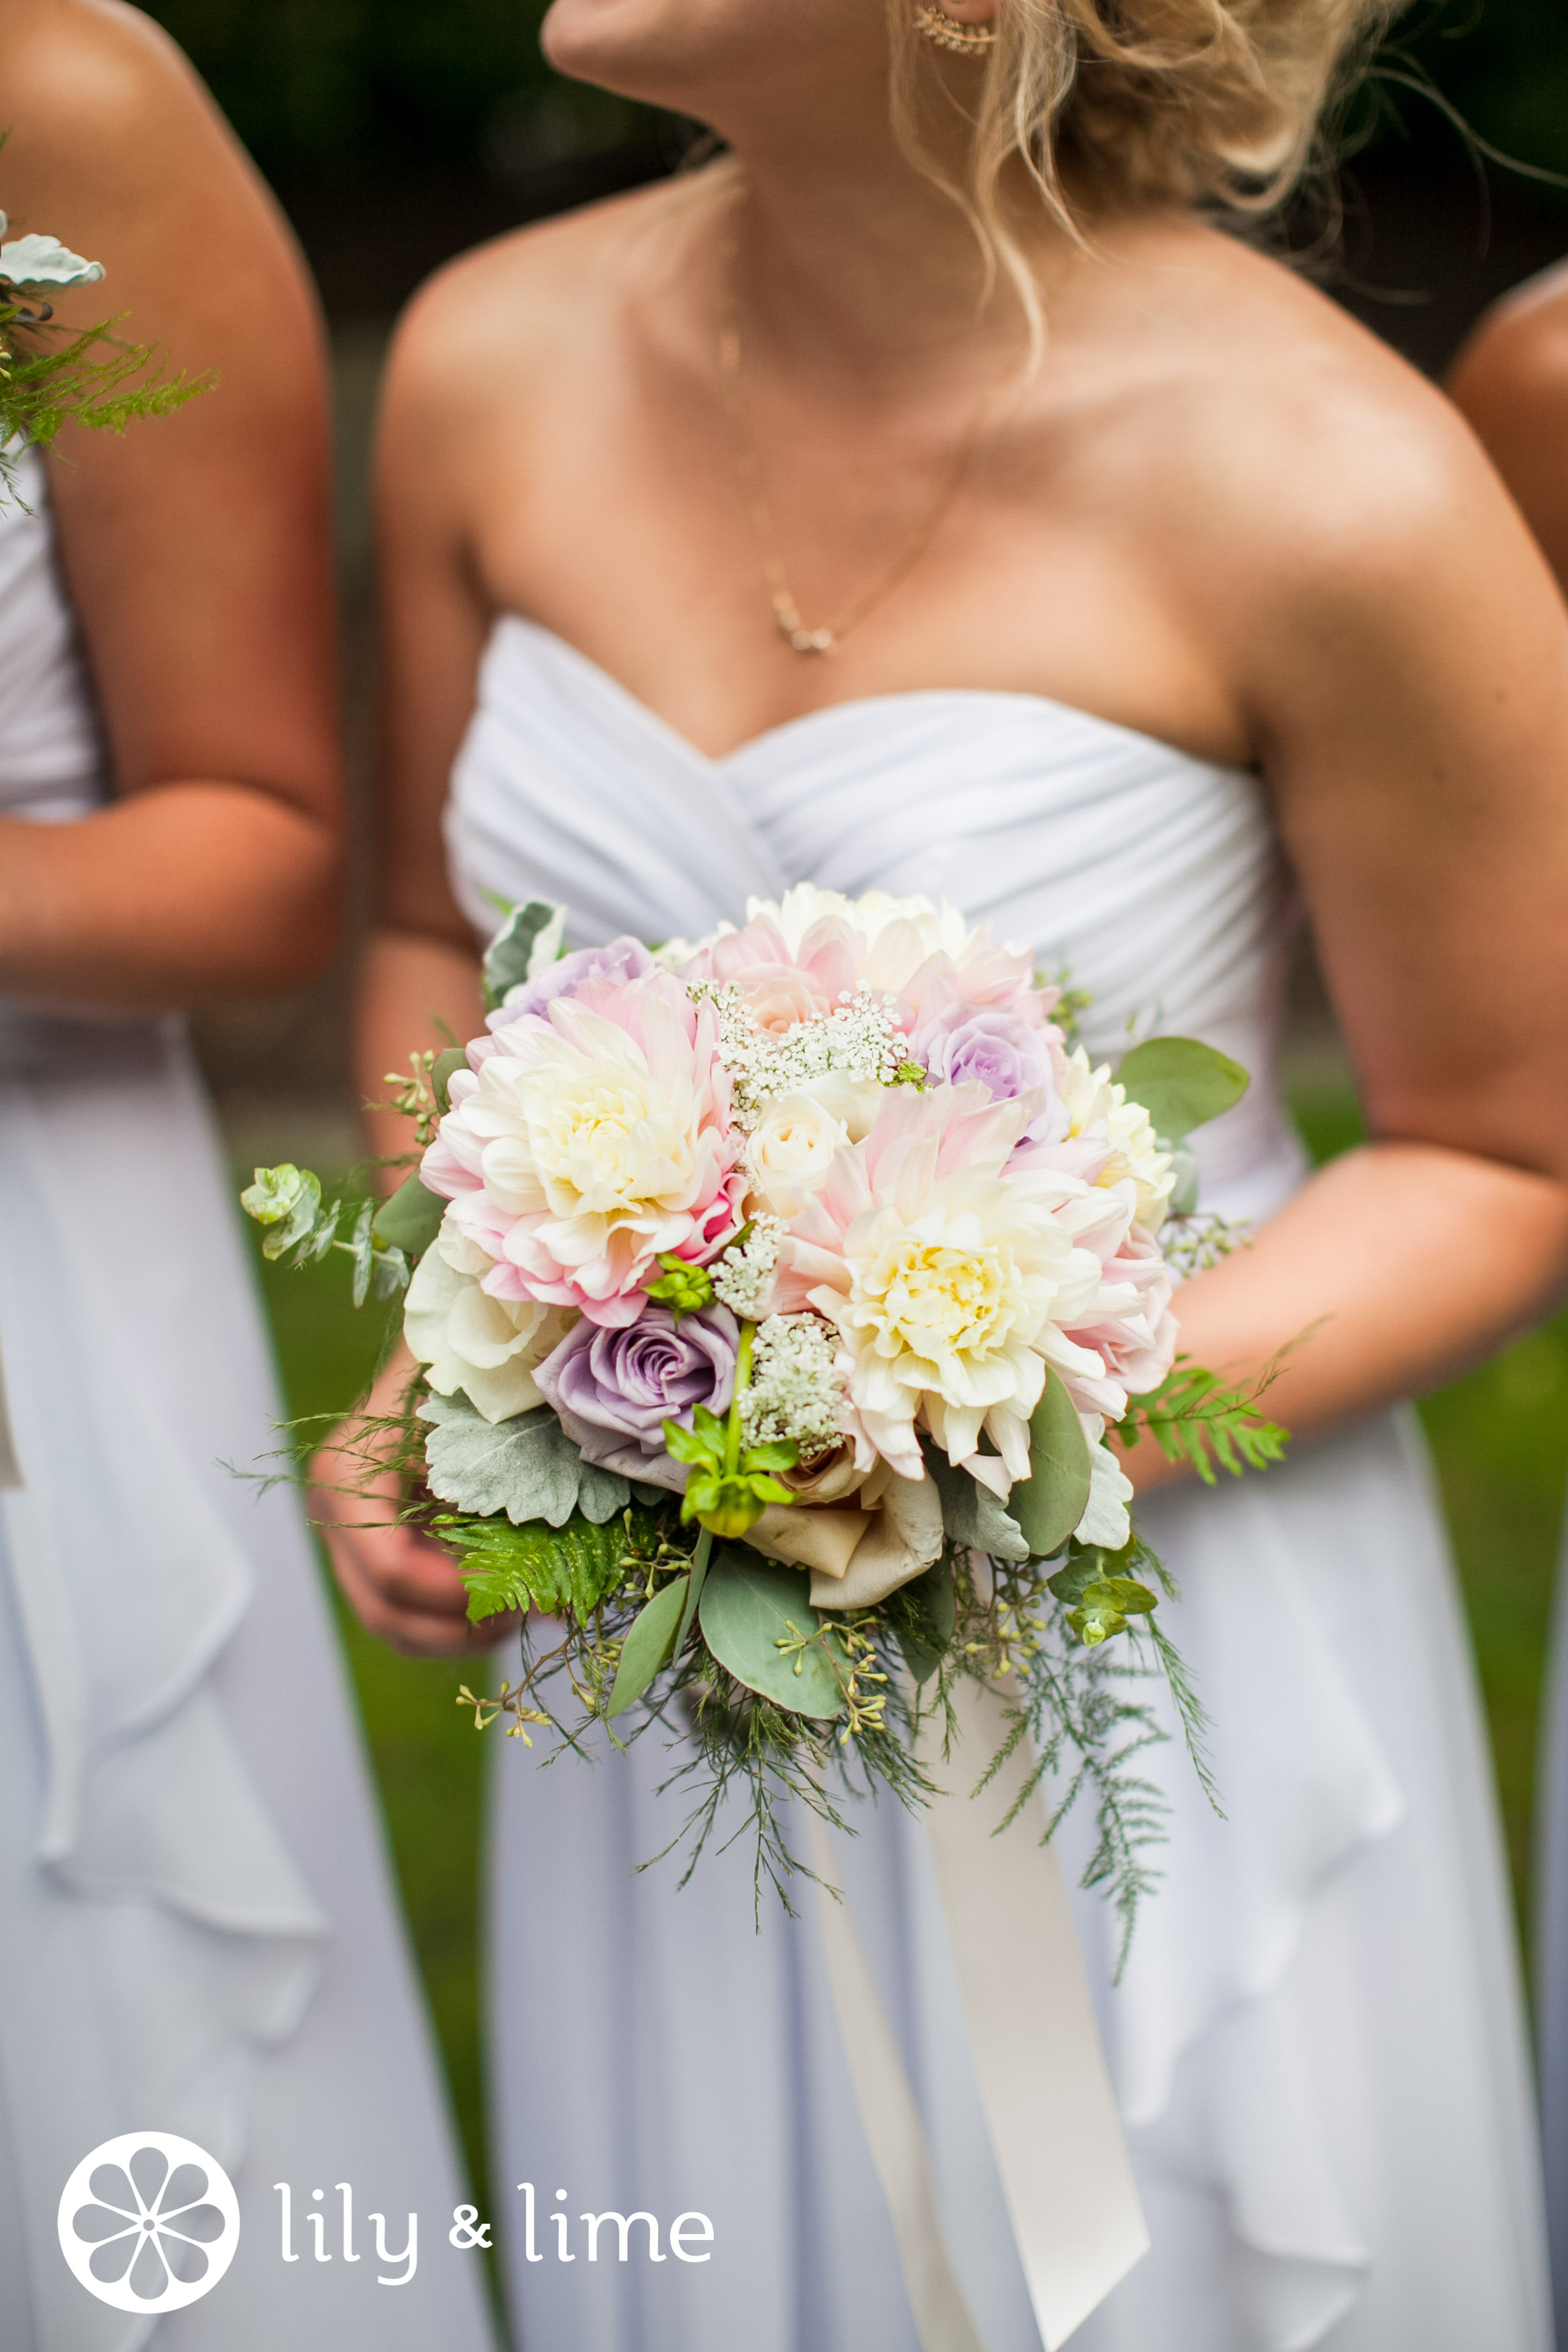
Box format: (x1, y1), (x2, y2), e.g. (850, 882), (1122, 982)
(676, 1525), (715, 1656)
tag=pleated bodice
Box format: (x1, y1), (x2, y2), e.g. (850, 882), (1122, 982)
(446, 614), (1305, 1220)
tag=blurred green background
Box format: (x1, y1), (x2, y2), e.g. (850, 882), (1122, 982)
(138, 0), (1568, 344)
(141, 0), (1568, 191)
(161, 0), (1568, 2244)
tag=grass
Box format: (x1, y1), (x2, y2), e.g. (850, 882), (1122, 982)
(249, 1245), (494, 2210)
(245, 1086), (1568, 2211)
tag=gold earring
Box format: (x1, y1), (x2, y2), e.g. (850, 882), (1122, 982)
(914, 3), (997, 52)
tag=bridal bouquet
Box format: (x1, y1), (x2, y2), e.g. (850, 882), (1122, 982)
(246, 888), (1284, 1934)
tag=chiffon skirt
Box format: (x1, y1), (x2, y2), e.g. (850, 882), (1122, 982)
(486, 1407), (1551, 2352)
(0, 1013), (496, 2350)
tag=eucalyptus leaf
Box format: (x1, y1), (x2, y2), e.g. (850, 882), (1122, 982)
(431, 1045), (469, 1115)
(1010, 1376), (1094, 1560)
(344, 1198), (376, 1307)
(242, 1164), (326, 1260)
(368, 1243), (411, 1300)
(1163, 1139), (1200, 1219)
(698, 1545), (848, 1720)
(607, 1575), (689, 1719)
(372, 1172), (446, 1260)
(482, 898), (565, 1011)
(925, 1447), (1029, 1561)
(888, 1560), (958, 1685)
(1114, 1036), (1248, 1140)
(419, 1395), (633, 1526)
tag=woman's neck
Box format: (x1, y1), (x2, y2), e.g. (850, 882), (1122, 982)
(709, 132), (1069, 388)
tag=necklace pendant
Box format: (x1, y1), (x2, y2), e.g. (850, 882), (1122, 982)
(785, 623), (835, 656)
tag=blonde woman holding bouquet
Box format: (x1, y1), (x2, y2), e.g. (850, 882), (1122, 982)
(329, 1), (1568, 2344)
(0, 5), (494, 2346)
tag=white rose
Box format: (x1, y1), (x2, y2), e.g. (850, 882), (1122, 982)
(744, 1091), (849, 1219)
(792, 1067), (884, 1141)
(405, 1220), (574, 1423)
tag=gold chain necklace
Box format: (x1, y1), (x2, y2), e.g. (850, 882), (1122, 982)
(717, 208), (1010, 658)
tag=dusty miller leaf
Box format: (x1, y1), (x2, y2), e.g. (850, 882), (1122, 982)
(419, 1395), (633, 1526)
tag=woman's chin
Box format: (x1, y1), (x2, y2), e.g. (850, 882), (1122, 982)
(540, 0), (841, 112)
(540, 0), (719, 103)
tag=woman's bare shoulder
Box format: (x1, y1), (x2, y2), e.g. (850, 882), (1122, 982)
(1, 2), (220, 181)
(383, 177), (700, 425)
(1448, 260), (1568, 429)
(1094, 216), (1524, 609)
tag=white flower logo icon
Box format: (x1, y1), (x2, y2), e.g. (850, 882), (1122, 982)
(57, 2131), (240, 2313)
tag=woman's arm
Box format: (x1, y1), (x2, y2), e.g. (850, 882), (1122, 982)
(1127, 354), (1568, 1486)
(0, 0), (342, 1005)
(1448, 268), (1568, 586)
(311, 274), (504, 1656)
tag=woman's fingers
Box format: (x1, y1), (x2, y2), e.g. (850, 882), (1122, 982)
(307, 1433), (519, 1657)
(331, 1539), (483, 1657)
(352, 1524), (472, 1619)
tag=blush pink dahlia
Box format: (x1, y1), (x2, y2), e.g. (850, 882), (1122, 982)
(774, 1082), (1114, 1497)
(421, 969), (741, 1327)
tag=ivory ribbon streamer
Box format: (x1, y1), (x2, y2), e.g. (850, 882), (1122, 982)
(816, 1673), (1149, 2351)
(0, 1325), (21, 1488)
(809, 1813), (988, 2352)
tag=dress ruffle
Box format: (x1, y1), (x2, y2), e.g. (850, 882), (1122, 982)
(0, 1021), (328, 2171)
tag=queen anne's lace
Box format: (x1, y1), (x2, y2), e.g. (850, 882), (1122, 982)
(693, 980), (905, 1131)
(739, 1312), (850, 1460)
(711, 1213), (785, 1319)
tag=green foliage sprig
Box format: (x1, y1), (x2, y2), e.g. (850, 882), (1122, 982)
(240, 1163), (411, 1305)
(0, 302), (205, 503)
(1120, 1356), (1291, 1484)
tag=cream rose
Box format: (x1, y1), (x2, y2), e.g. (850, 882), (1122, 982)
(743, 1091), (851, 1219)
(405, 1221), (576, 1423)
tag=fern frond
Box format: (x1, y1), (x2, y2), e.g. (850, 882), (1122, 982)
(1125, 1356), (1290, 1485)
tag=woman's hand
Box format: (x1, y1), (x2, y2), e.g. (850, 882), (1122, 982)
(309, 1349), (519, 1659)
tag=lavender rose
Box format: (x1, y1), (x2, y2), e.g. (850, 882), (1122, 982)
(912, 1005), (1061, 1109)
(484, 935), (656, 1041)
(533, 1300), (740, 1492)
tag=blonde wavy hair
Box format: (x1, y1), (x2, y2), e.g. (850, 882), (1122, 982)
(888, 0), (1399, 335)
